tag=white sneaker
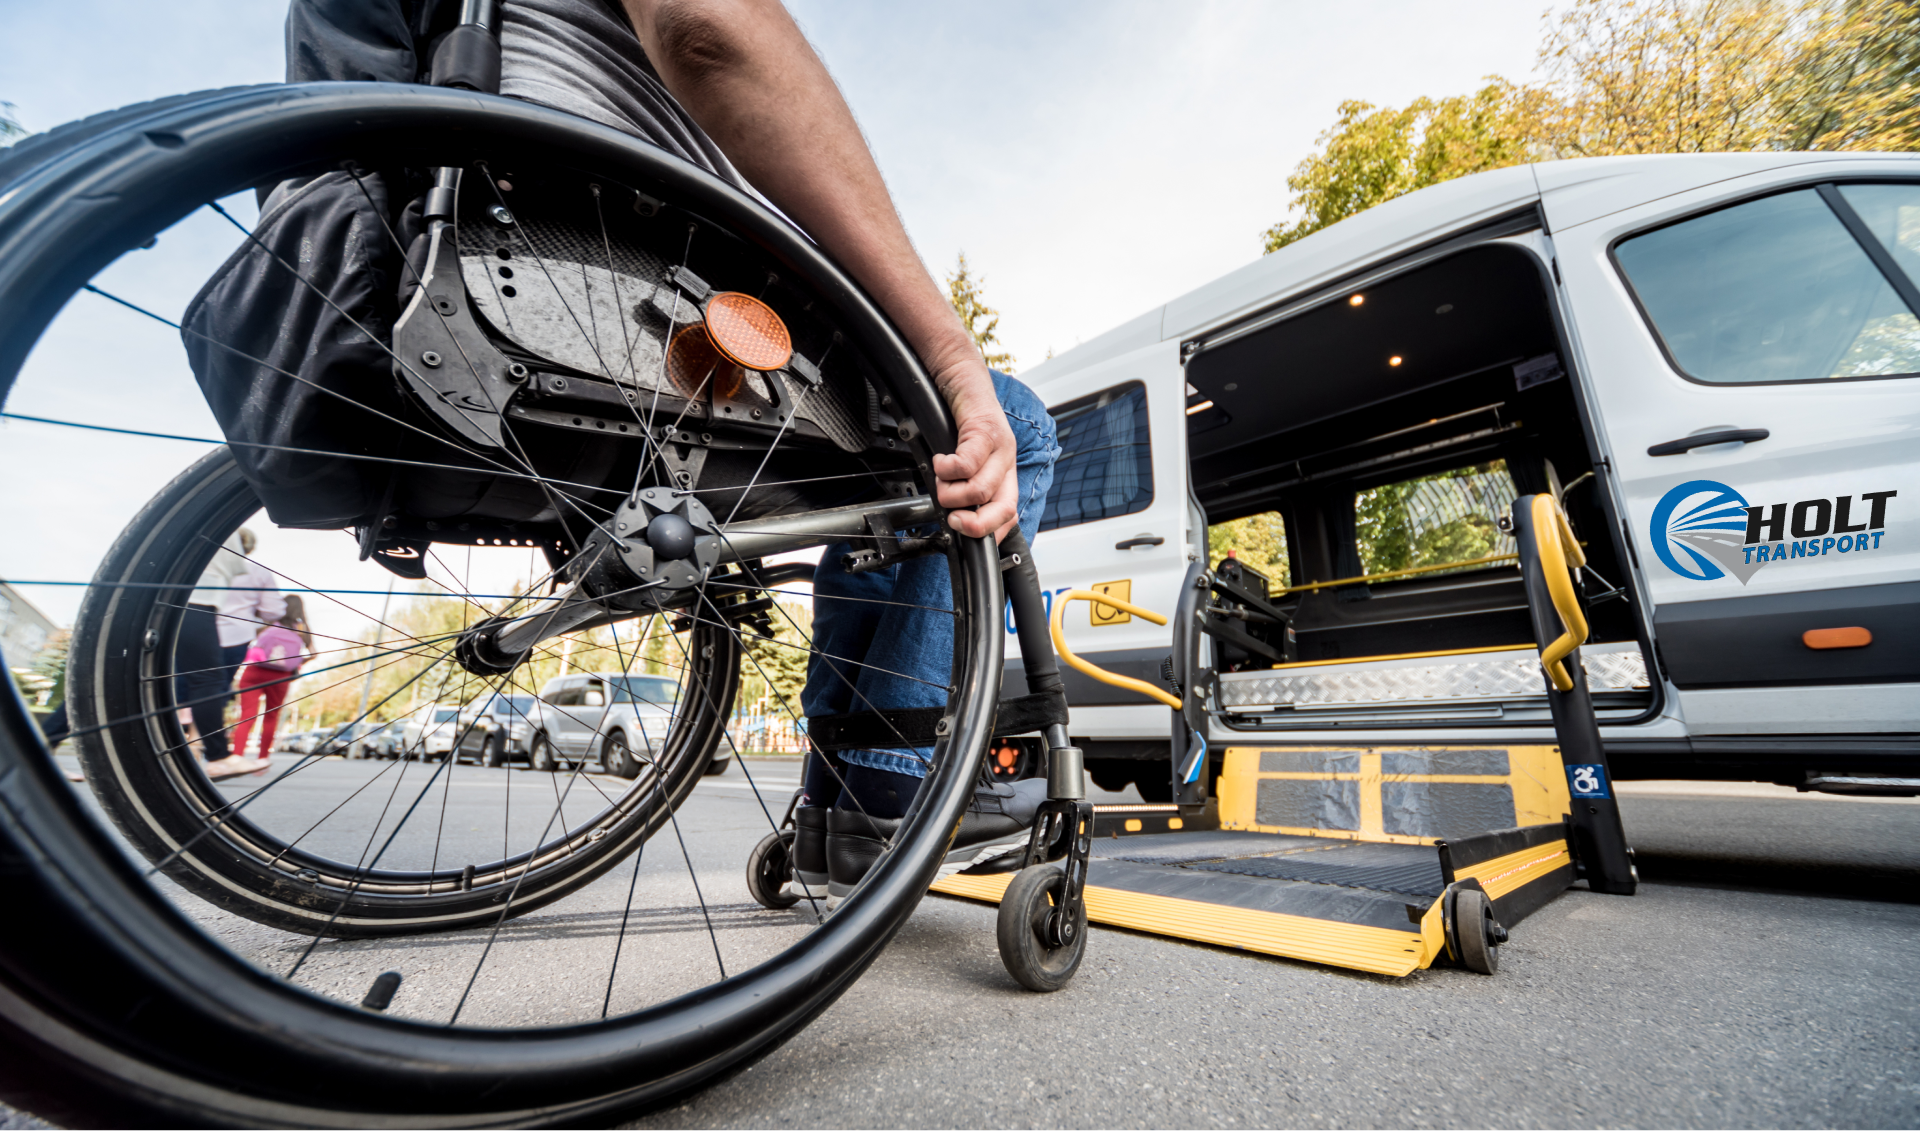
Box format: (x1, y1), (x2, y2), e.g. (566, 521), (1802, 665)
(204, 755), (258, 781)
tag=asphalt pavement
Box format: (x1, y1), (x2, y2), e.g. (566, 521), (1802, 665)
(3, 758), (1916, 1128)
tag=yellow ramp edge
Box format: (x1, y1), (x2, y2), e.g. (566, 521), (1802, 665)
(932, 871), (1440, 978)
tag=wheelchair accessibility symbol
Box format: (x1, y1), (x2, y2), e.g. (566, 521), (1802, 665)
(1567, 763), (1611, 799)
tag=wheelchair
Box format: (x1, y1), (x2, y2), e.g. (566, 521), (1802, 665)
(0, 17), (1092, 1127)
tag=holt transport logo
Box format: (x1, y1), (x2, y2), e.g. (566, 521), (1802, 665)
(1649, 479), (1897, 584)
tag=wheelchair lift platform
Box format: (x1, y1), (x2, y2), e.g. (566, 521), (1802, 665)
(933, 743), (1579, 977)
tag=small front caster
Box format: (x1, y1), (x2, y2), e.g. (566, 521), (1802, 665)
(1446, 885), (1507, 974)
(746, 828), (800, 909)
(996, 863), (1088, 992)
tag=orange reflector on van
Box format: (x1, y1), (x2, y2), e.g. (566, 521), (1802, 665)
(704, 291), (792, 372)
(1803, 626), (1872, 650)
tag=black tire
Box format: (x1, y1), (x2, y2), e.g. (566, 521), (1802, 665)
(0, 84), (1005, 1126)
(746, 829), (800, 910)
(483, 733), (508, 768)
(1134, 772), (1175, 805)
(705, 755), (732, 776)
(529, 732), (558, 773)
(603, 730), (641, 779)
(996, 864), (1088, 992)
(1453, 887), (1501, 975)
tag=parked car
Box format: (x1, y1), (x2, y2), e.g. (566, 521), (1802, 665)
(316, 720), (384, 758)
(395, 703), (461, 761)
(527, 672), (718, 779)
(455, 693), (538, 767)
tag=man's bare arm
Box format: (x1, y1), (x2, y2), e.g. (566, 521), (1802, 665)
(619, 0), (1018, 538)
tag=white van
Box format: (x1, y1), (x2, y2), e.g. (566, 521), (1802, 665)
(1019, 153), (1917, 800)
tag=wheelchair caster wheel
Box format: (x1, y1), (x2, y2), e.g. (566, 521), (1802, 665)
(747, 828), (801, 909)
(1452, 887), (1502, 975)
(996, 863), (1087, 992)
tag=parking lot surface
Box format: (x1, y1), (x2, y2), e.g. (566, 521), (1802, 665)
(4, 763), (1916, 1129)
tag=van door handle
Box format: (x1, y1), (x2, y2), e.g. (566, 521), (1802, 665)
(1647, 428), (1769, 456)
(1115, 534), (1165, 550)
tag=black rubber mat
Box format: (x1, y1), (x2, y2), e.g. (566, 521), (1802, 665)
(1187, 842), (1446, 898)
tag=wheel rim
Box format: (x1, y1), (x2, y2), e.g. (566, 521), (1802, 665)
(0, 83), (1004, 1120)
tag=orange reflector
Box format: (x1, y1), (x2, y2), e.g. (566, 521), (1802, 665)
(666, 323), (745, 401)
(704, 291), (792, 372)
(1803, 626), (1872, 650)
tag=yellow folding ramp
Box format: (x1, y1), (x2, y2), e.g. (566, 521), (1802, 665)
(932, 744), (1578, 977)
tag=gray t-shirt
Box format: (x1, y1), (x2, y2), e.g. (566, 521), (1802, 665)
(500, 0), (747, 191)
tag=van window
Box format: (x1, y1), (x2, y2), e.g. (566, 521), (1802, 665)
(611, 676), (680, 706)
(1616, 188), (1920, 383)
(1040, 382), (1153, 533)
(1208, 511), (1289, 587)
(1355, 460), (1516, 578)
(1837, 183), (1920, 286)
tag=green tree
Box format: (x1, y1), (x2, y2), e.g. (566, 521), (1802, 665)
(1263, 82), (1538, 253)
(1207, 512), (1290, 587)
(740, 601), (812, 723)
(1263, 0), (1920, 254)
(945, 252), (1016, 373)
(1354, 461), (1513, 577)
(0, 102), (24, 145)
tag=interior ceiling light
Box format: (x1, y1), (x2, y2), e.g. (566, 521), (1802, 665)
(1348, 294), (1365, 306)
(1186, 399), (1215, 416)
(704, 291), (793, 371)
(1389, 355), (1404, 366)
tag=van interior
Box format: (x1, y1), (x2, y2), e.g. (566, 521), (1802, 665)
(1183, 239), (1649, 727)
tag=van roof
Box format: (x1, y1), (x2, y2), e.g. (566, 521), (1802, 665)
(1025, 152), (1920, 388)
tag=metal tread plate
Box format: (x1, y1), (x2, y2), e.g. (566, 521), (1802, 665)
(1218, 641), (1648, 710)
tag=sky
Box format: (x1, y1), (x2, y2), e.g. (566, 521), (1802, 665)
(0, 0), (1549, 650)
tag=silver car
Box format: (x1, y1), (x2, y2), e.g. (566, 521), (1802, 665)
(529, 672), (724, 778)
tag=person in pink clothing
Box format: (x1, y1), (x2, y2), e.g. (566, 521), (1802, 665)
(227, 596), (312, 772)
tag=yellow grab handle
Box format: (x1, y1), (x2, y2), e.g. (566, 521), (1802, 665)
(1533, 494), (1590, 692)
(1048, 589), (1183, 710)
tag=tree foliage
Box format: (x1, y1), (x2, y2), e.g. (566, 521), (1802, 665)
(945, 252), (1016, 373)
(739, 601), (813, 722)
(1264, 0), (1920, 253)
(0, 102), (24, 145)
(1207, 512), (1291, 587)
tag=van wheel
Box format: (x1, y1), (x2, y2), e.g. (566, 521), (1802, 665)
(483, 733), (507, 769)
(530, 734), (557, 773)
(704, 755), (732, 776)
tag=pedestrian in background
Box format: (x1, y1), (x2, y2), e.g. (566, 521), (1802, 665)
(177, 528), (284, 780)
(226, 595), (310, 774)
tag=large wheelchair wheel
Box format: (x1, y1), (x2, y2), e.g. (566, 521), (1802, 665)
(0, 85), (1003, 1126)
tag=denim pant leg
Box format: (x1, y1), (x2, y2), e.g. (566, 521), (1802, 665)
(801, 370), (1060, 780)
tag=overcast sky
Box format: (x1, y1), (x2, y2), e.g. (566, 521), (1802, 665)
(0, 0), (1548, 642)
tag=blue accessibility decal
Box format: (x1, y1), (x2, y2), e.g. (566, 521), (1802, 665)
(1566, 763), (1611, 800)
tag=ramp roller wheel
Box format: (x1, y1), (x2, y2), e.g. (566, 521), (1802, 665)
(746, 829), (801, 910)
(1453, 887), (1503, 975)
(997, 863), (1088, 992)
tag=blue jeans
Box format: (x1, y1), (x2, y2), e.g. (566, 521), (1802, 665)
(800, 370), (1060, 778)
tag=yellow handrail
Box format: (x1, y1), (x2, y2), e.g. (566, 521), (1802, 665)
(1271, 552), (1520, 597)
(1048, 589), (1183, 710)
(1532, 493), (1589, 692)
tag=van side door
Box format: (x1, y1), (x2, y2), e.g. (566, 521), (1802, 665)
(1557, 170), (1920, 738)
(1027, 342), (1191, 720)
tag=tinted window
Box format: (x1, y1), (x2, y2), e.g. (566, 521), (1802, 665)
(433, 707), (459, 723)
(1616, 188), (1920, 383)
(1040, 382), (1153, 533)
(612, 676), (680, 706)
(1355, 460), (1517, 578)
(1838, 183), (1920, 290)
